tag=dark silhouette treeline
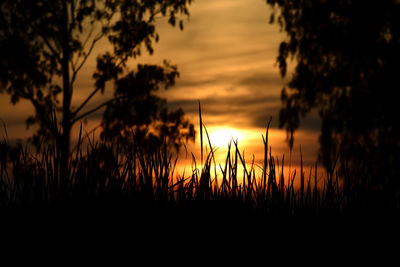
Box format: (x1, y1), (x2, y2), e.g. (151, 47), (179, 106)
(267, 0), (400, 197)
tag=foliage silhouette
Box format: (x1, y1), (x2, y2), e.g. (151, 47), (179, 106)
(100, 61), (195, 152)
(0, 0), (194, 184)
(267, 0), (400, 193)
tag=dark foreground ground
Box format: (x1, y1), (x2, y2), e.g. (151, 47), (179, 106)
(1, 198), (399, 266)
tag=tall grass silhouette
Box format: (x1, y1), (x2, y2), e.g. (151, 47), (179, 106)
(0, 105), (399, 265)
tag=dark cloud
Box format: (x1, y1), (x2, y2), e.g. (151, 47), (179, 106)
(238, 72), (286, 90)
(168, 71), (283, 128)
(168, 94), (281, 126)
(174, 78), (217, 88)
(168, 93), (321, 132)
(168, 69), (320, 133)
(172, 69), (286, 101)
(251, 109), (281, 129)
(197, 48), (275, 65)
(0, 114), (25, 127)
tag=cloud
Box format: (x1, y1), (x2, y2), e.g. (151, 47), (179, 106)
(167, 69), (321, 132)
(238, 71), (286, 90)
(168, 93), (281, 127)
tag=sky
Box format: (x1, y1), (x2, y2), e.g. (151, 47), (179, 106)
(0, 0), (320, 171)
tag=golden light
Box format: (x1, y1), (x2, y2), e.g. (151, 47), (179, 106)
(208, 128), (243, 148)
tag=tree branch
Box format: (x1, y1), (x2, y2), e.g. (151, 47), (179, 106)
(72, 97), (119, 124)
(70, 30), (104, 86)
(71, 86), (102, 119)
(24, 19), (62, 64)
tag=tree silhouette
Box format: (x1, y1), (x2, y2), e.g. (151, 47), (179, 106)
(267, 0), (400, 192)
(0, 0), (194, 182)
(100, 61), (195, 151)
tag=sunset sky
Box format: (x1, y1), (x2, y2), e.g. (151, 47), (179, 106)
(0, 0), (320, 168)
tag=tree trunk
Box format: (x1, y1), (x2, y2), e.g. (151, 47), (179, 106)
(60, 1), (72, 191)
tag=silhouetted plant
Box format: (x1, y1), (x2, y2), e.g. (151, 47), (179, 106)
(267, 0), (400, 194)
(0, 0), (194, 185)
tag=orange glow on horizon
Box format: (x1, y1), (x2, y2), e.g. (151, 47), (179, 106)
(206, 127), (243, 148)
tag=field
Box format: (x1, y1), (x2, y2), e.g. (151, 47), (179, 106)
(0, 116), (399, 265)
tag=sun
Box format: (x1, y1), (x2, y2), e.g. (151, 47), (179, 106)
(208, 128), (243, 147)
